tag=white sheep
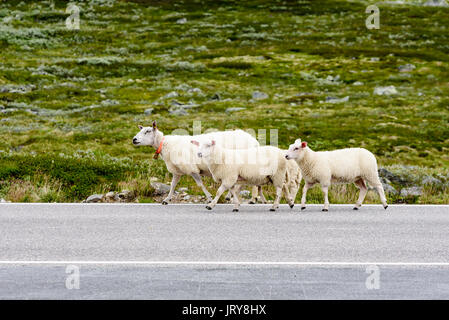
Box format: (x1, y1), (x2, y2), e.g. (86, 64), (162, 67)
(191, 139), (293, 212)
(285, 138), (388, 211)
(225, 150), (302, 206)
(283, 157), (302, 205)
(132, 121), (260, 204)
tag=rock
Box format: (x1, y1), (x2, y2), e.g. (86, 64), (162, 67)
(422, 176), (442, 186)
(370, 57), (380, 62)
(424, 0), (448, 7)
(117, 190), (134, 201)
(382, 182), (398, 195)
(374, 85), (398, 96)
(188, 88), (202, 94)
(252, 91), (269, 100)
(0, 84), (36, 94)
(225, 107), (246, 113)
(323, 96), (349, 104)
(400, 187), (423, 197)
(164, 91), (178, 99)
(169, 107), (188, 116)
(353, 81), (364, 86)
(378, 168), (409, 186)
(325, 75), (340, 82)
(168, 100), (197, 116)
(86, 194), (103, 203)
(179, 187), (188, 192)
(210, 93), (221, 101)
(176, 18), (187, 24)
(105, 191), (115, 199)
(398, 64), (416, 72)
(183, 195), (191, 201)
(151, 182), (171, 195)
(101, 99), (120, 106)
(240, 190), (251, 199)
(144, 108), (153, 115)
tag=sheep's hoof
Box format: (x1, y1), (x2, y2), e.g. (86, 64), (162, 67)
(232, 209), (239, 212)
(162, 200), (169, 205)
(289, 204), (294, 209)
(206, 205), (212, 210)
(353, 207), (359, 210)
(384, 205), (388, 210)
(322, 209), (328, 212)
(249, 200), (256, 204)
(301, 207), (306, 211)
(269, 208), (276, 212)
(225, 197), (231, 201)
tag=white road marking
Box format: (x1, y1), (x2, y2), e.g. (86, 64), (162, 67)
(0, 261), (448, 266)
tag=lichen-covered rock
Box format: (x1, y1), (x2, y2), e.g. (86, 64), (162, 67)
(374, 86), (398, 96)
(86, 194), (103, 203)
(422, 176), (443, 187)
(151, 182), (171, 195)
(400, 187), (423, 197)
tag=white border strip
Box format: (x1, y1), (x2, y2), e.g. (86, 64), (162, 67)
(0, 261), (448, 266)
(0, 203), (448, 207)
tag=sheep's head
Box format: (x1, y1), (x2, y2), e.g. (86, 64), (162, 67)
(286, 138), (308, 161)
(191, 139), (215, 159)
(132, 121), (158, 146)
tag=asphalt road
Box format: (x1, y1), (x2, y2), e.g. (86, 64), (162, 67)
(0, 203), (448, 299)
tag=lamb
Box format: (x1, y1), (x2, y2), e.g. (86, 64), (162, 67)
(132, 121), (260, 204)
(191, 139), (294, 212)
(285, 138), (388, 211)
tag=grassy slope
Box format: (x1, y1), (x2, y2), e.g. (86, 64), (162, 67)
(0, 0), (448, 203)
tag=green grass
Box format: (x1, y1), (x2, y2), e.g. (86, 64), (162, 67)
(0, 0), (448, 203)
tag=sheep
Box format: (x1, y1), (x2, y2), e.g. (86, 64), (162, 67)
(283, 157), (302, 205)
(231, 152), (302, 206)
(285, 138), (388, 211)
(132, 121), (260, 204)
(191, 139), (293, 212)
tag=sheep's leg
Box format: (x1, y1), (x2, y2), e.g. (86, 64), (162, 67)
(283, 183), (294, 209)
(225, 190), (232, 201)
(354, 179), (368, 210)
(249, 185), (259, 204)
(373, 183), (388, 210)
(258, 186), (267, 204)
(321, 185), (330, 212)
(366, 177), (389, 210)
(230, 187), (240, 212)
(191, 173), (212, 203)
(162, 174), (181, 205)
(289, 185), (300, 205)
(206, 184), (229, 211)
(270, 186), (283, 212)
(300, 182), (314, 210)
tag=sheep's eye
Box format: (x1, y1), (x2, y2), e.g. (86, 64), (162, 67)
(145, 130), (151, 134)
(294, 147), (299, 151)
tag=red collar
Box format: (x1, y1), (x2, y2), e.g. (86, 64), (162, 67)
(153, 137), (164, 159)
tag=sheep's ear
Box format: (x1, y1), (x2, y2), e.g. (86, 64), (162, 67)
(295, 138), (302, 145)
(152, 121), (157, 130)
(138, 125), (143, 130)
(211, 140), (216, 146)
(191, 140), (199, 146)
(301, 141), (307, 148)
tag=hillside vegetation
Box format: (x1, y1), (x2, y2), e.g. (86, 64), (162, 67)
(0, 0), (448, 204)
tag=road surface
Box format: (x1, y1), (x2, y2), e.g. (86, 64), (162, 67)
(0, 203), (448, 299)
